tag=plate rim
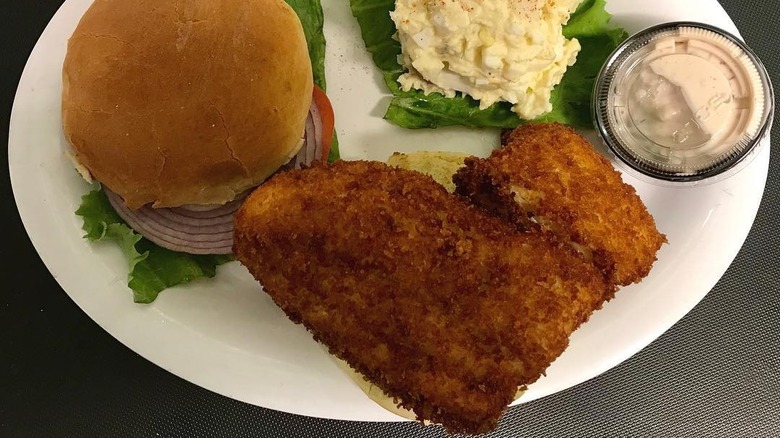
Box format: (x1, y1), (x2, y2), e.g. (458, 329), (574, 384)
(8, 0), (771, 422)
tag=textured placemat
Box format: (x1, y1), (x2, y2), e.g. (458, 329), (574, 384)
(1, 0), (778, 437)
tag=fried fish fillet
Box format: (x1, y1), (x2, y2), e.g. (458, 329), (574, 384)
(233, 160), (613, 434)
(454, 123), (666, 286)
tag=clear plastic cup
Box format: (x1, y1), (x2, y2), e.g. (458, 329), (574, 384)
(593, 22), (774, 184)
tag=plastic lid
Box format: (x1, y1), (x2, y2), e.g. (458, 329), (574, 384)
(593, 22), (774, 184)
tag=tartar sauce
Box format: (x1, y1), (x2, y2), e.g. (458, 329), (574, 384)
(594, 22), (774, 183)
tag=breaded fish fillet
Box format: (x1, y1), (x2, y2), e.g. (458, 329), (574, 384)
(454, 123), (666, 286)
(233, 160), (613, 434)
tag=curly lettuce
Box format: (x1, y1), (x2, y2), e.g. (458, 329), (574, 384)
(76, 188), (232, 303)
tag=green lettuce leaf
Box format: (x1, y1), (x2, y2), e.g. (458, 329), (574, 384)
(350, 0), (628, 129)
(286, 0), (328, 90)
(384, 93), (521, 129)
(349, 0), (403, 82)
(285, 0), (340, 161)
(76, 188), (232, 304)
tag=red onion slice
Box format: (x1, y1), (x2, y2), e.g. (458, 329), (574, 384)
(105, 188), (244, 255)
(283, 100), (325, 170)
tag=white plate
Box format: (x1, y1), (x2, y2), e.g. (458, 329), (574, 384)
(10, 0), (769, 422)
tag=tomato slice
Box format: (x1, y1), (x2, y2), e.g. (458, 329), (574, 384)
(312, 84), (335, 161)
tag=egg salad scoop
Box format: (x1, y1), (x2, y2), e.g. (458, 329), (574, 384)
(391, 0), (583, 120)
(350, 0), (626, 128)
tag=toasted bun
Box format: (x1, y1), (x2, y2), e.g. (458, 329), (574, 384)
(386, 151), (470, 193)
(331, 355), (526, 422)
(62, 0), (313, 208)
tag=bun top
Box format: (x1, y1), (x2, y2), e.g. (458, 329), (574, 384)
(62, 0), (313, 209)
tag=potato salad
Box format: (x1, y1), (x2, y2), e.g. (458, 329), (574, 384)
(391, 0), (583, 119)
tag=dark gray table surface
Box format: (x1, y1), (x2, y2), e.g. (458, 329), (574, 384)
(2, 1), (778, 437)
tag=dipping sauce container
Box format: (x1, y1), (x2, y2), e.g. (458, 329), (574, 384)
(593, 22), (774, 184)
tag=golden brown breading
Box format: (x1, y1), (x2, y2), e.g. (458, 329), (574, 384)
(454, 123), (666, 286)
(233, 160), (613, 434)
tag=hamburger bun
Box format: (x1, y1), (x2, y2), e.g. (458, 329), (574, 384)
(386, 151), (470, 192)
(62, 0), (313, 209)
